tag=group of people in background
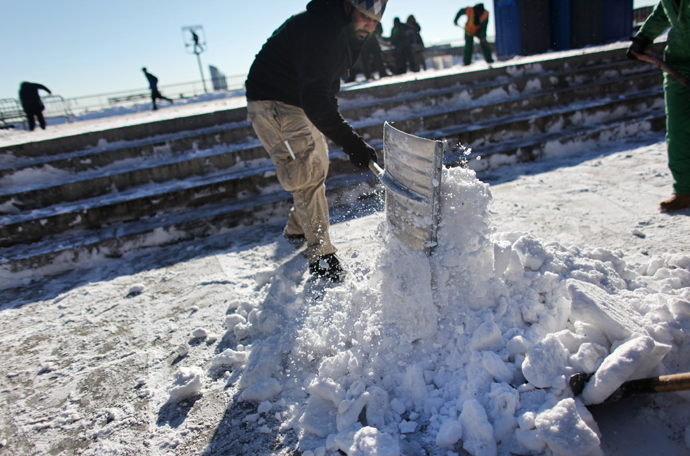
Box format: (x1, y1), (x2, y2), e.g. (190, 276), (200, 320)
(345, 3), (492, 82)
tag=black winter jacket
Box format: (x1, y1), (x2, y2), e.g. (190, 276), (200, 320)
(19, 82), (51, 111)
(245, 0), (366, 152)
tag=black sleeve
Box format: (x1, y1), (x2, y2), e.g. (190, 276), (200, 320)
(296, 27), (364, 151)
(454, 8), (466, 25)
(35, 84), (51, 94)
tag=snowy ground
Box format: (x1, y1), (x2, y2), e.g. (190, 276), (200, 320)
(2, 39), (689, 456)
(1, 128), (689, 456)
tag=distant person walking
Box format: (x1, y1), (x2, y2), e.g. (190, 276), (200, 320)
(454, 3), (494, 66)
(628, 0), (690, 212)
(18, 82), (51, 131)
(142, 67), (173, 111)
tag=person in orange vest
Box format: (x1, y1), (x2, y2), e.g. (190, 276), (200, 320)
(454, 3), (494, 66)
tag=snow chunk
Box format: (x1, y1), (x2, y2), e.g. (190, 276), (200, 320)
(512, 235), (548, 271)
(211, 348), (247, 367)
(535, 398), (600, 456)
(399, 420), (417, 433)
(365, 386), (389, 429)
(258, 401), (272, 414)
(240, 378), (282, 402)
(225, 314), (247, 330)
(436, 418), (463, 448)
(127, 283), (145, 297)
(482, 351), (513, 383)
(460, 399), (497, 456)
(493, 241), (512, 276)
(569, 342), (608, 374)
(192, 328), (208, 338)
(567, 279), (644, 344)
(168, 366), (203, 402)
(337, 390), (370, 432)
(346, 427), (400, 456)
(176, 343), (189, 357)
(300, 395), (338, 438)
(522, 334), (569, 389)
(471, 321), (504, 352)
(507, 335), (530, 357)
(581, 335), (659, 405)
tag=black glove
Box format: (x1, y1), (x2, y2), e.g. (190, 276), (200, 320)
(627, 35), (652, 60)
(344, 140), (378, 170)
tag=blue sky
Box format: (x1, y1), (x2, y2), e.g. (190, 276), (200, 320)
(2, 0), (658, 100)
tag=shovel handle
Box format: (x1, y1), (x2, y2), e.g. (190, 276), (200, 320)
(625, 372), (690, 394)
(633, 51), (690, 90)
(369, 160), (383, 176)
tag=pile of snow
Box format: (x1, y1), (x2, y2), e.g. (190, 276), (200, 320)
(161, 165), (690, 455)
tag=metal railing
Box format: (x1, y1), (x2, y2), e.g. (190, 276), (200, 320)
(66, 74), (247, 114)
(1, 37), (474, 128)
(0, 98), (24, 129)
(0, 95), (74, 130)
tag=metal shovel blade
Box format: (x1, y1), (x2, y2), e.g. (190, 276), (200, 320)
(372, 122), (444, 254)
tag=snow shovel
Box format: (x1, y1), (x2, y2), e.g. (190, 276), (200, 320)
(569, 371), (690, 405)
(368, 122), (444, 255)
(633, 51), (690, 91)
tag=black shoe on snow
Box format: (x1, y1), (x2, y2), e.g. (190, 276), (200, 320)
(309, 253), (346, 282)
(283, 229), (306, 245)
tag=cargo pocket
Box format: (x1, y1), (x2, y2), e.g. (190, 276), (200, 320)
(273, 135), (317, 192)
(247, 102), (282, 155)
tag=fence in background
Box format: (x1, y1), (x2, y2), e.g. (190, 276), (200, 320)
(0, 37), (483, 128)
(0, 95), (74, 130)
(67, 74), (247, 114)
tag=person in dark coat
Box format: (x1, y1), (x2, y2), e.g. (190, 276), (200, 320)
(245, 0), (386, 282)
(141, 67), (173, 111)
(360, 22), (390, 80)
(18, 82), (51, 131)
(406, 15), (426, 71)
(390, 17), (417, 74)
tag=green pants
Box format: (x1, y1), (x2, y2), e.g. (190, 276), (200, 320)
(664, 74), (690, 194)
(463, 33), (494, 66)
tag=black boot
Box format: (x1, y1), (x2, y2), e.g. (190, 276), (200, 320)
(309, 253), (346, 282)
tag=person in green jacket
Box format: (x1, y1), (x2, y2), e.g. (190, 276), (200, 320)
(628, 0), (690, 212)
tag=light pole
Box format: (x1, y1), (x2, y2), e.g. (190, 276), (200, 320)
(182, 25), (208, 93)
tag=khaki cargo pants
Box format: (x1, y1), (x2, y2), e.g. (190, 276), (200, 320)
(247, 100), (337, 263)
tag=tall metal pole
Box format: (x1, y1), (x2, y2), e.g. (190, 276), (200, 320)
(195, 50), (207, 93)
(182, 26), (208, 94)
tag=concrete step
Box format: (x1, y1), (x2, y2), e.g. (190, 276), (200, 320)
(0, 67), (662, 212)
(0, 113), (665, 273)
(0, 89), (664, 250)
(0, 44), (649, 160)
(1, 56), (654, 179)
(0, 44), (669, 272)
(0, 171), (379, 272)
